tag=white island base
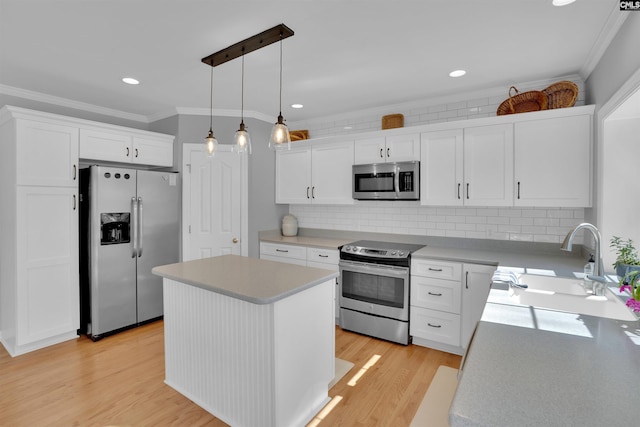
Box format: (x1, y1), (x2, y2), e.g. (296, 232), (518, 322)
(162, 275), (335, 427)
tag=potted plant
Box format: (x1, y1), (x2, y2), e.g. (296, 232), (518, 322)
(619, 270), (640, 313)
(609, 236), (640, 278)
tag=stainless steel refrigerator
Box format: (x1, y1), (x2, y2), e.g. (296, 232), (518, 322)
(79, 165), (179, 340)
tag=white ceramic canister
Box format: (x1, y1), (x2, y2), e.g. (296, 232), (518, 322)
(282, 214), (298, 236)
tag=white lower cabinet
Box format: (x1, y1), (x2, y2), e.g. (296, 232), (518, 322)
(260, 242), (340, 323)
(411, 258), (495, 355)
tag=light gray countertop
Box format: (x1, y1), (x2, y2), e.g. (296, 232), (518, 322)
(152, 254), (338, 304)
(449, 285), (640, 427)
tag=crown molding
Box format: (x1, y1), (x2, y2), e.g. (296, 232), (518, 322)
(0, 84), (149, 123)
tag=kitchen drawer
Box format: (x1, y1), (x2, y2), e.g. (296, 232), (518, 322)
(411, 276), (461, 314)
(260, 242), (307, 261)
(410, 306), (461, 347)
(307, 247), (339, 265)
(412, 259), (462, 280)
(260, 254), (307, 266)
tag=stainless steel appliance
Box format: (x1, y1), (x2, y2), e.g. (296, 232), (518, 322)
(79, 165), (179, 340)
(339, 240), (424, 345)
(352, 161), (419, 200)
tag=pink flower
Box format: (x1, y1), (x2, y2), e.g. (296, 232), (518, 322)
(625, 298), (640, 312)
(620, 284), (632, 293)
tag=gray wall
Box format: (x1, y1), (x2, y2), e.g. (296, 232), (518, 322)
(585, 13), (640, 108)
(584, 13), (640, 229)
(150, 114), (286, 259)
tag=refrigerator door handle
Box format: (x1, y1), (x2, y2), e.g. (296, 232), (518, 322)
(137, 197), (143, 258)
(131, 197), (138, 258)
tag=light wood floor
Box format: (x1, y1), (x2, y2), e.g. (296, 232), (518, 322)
(0, 321), (460, 426)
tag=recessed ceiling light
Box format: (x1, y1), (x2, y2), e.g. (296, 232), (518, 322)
(449, 70), (466, 78)
(552, 0), (576, 6)
(291, 103), (303, 109)
(122, 77), (140, 85)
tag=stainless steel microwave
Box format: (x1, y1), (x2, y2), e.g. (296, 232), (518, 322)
(352, 161), (420, 200)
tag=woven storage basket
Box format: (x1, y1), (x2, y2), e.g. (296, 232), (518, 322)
(382, 114), (404, 129)
(497, 86), (548, 115)
(289, 129), (309, 141)
(542, 80), (578, 109)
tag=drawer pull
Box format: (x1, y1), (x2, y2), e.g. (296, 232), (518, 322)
(428, 291), (442, 296)
(427, 323), (442, 328)
(318, 254), (329, 258)
(428, 268), (443, 272)
(276, 249), (289, 253)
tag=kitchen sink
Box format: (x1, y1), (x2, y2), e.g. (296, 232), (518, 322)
(509, 274), (637, 321)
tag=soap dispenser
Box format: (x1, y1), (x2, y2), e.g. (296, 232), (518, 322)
(583, 254), (595, 291)
(584, 254), (595, 278)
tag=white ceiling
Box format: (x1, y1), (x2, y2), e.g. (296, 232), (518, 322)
(0, 0), (625, 124)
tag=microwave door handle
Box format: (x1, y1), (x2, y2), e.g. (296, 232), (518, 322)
(131, 197), (138, 258)
(393, 165), (400, 197)
(137, 197), (143, 258)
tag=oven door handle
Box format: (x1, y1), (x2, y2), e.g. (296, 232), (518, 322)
(339, 260), (409, 278)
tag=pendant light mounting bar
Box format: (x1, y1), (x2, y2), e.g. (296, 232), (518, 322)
(202, 23), (294, 67)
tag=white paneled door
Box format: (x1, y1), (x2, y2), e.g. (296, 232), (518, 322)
(182, 144), (247, 261)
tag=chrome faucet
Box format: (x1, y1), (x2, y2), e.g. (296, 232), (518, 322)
(561, 223), (603, 277)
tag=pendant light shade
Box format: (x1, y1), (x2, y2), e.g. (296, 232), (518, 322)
(234, 50), (252, 154)
(205, 66), (218, 157)
(268, 34), (291, 150)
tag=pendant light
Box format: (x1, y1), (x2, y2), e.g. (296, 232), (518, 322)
(268, 32), (291, 150)
(205, 65), (218, 157)
(234, 48), (251, 154)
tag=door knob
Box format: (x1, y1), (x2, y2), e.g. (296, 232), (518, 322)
(232, 238), (239, 243)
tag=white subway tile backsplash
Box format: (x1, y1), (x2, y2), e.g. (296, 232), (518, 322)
(289, 204), (585, 245)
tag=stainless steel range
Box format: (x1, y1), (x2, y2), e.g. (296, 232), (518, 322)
(338, 240), (424, 345)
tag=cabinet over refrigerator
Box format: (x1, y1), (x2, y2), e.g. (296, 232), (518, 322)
(79, 165), (179, 340)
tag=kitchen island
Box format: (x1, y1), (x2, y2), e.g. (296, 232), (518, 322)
(152, 255), (338, 427)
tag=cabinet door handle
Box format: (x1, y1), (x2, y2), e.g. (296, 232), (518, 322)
(466, 183), (470, 199)
(457, 183), (461, 199)
(428, 291), (442, 296)
(517, 181), (521, 199)
(387, 147), (390, 158)
(72, 194), (76, 210)
(276, 249), (289, 253)
(135, 148), (139, 158)
(379, 148), (383, 158)
(312, 186), (315, 199)
(126, 147), (130, 157)
(73, 164), (77, 180)
(466, 271), (469, 289)
(427, 323), (442, 328)
(428, 267), (443, 272)
(306, 186), (310, 199)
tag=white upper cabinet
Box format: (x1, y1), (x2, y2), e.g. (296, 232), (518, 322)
(276, 147), (313, 204)
(514, 114), (591, 207)
(421, 129), (464, 206)
(354, 133), (420, 164)
(79, 128), (174, 167)
(421, 124), (513, 206)
(276, 141), (354, 205)
(16, 119), (79, 187)
(463, 124), (514, 206)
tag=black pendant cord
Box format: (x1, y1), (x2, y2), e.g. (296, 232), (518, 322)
(278, 35), (283, 119)
(209, 66), (214, 132)
(240, 50), (245, 126)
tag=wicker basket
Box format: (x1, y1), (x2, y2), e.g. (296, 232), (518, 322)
(382, 114), (404, 129)
(289, 129), (309, 141)
(542, 81), (578, 109)
(497, 86), (548, 115)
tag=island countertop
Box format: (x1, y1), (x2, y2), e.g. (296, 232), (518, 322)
(152, 254), (339, 304)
